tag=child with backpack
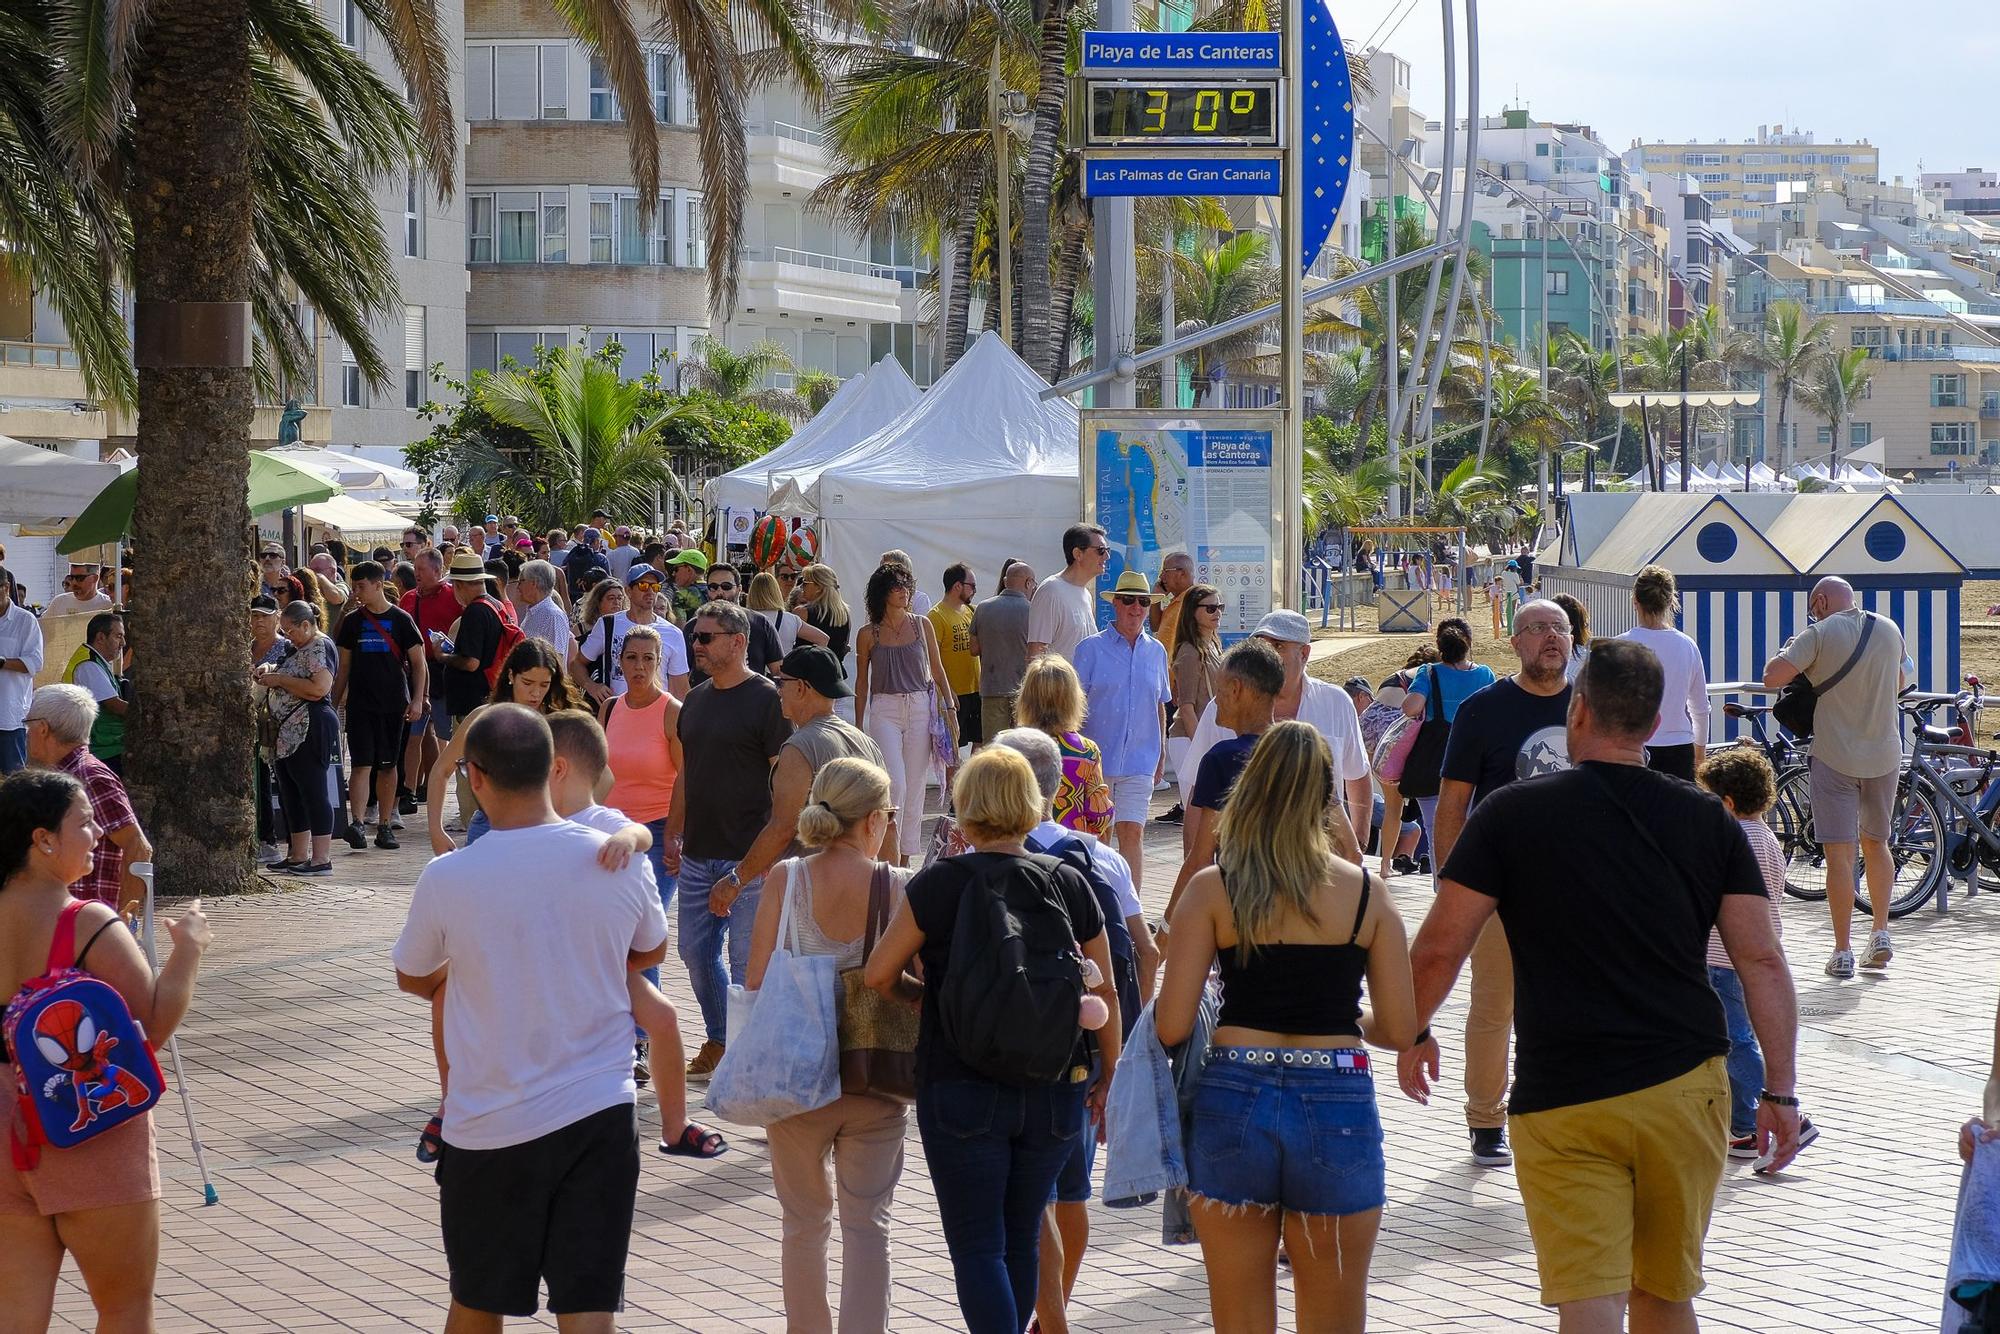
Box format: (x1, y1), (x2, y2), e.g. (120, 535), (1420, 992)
(2, 768), (214, 1329)
(862, 747), (1121, 1334)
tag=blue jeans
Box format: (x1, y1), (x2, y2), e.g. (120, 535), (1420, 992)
(637, 819), (679, 1037)
(0, 728), (24, 774)
(1187, 1049), (1386, 1216)
(678, 855), (762, 1044)
(917, 1077), (1088, 1334)
(1709, 966), (1762, 1137)
(465, 809), (491, 844)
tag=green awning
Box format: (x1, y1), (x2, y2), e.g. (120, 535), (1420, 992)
(59, 451), (342, 553)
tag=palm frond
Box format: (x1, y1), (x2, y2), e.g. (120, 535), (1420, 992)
(343, 0), (456, 187)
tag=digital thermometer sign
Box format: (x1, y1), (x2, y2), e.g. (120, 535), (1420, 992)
(1084, 80), (1281, 148)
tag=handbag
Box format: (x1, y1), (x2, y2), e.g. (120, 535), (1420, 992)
(706, 874), (842, 1126)
(1373, 713), (1421, 783)
(928, 683), (958, 769)
(1771, 612), (1877, 740)
(924, 798), (972, 867)
(1397, 666), (1452, 800)
(836, 864), (919, 1102)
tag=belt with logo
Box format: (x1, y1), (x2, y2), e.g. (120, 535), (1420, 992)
(1205, 1045), (1370, 1072)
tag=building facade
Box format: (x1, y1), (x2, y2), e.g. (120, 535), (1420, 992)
(1634, 125), (1880, 225)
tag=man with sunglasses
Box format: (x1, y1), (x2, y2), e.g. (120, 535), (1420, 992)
(1397, 597), (1574, 1170)
(43, 562), (114, 619)
(1028, 523), (1111, 662)
(928, 563), (982, 752)
(0, 565), (43, 773)
(255, 544), (310, 609)
(1073, 571), (1172, 889)
(665, 601), (792, 1078)
(686, 565), (783, 684)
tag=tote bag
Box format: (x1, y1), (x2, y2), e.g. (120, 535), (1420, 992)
(707, 877), (841, 1126)
(1396, 666), (1452, 800)
(836, 864), (919, 1102)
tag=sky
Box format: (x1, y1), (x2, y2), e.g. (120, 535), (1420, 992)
(1334, 0), (2000, 183)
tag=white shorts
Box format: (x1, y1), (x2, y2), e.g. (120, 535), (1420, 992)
(1107, 773), (1154, 827)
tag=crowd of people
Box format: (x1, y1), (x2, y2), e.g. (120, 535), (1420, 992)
(0, 505), (1950, 1334)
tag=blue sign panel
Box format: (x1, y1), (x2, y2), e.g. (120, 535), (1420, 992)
(1299, 0), (1355, 274)
(1084, 156), (1279, 198)
(1080, 30), (1281, 72)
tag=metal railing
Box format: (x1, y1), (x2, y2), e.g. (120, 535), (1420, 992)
(1873, 343), (2000, 364)
(0, 340), (83, 370)
(751, 120), (827, 149)
(754, 247), (901, 283)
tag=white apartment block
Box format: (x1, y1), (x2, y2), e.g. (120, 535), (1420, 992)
(1633, 124), (1879, 225)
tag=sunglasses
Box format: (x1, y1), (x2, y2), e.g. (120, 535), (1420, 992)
(691, 630), (741, 644)
(1087, 543), (1110, 554)
(1114, 594), (1149, 606)
(708, 583), (738, 593)
(1198, 603), (1223, 613)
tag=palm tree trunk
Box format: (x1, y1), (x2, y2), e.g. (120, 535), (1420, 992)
(1775, 388), (1791, 472)
(1018, 0), (1070, 379)
(1050, 224), (1087, 379)
(1353, 369), (1385, 467)
(943, 205), (978, 369)
(129, 0), (259, 896)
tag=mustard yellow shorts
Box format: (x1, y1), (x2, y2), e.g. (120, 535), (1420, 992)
(1510, 1056), (1729, 1306)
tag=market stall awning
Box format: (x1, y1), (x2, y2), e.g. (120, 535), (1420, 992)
(59, 451), (341, 553)
(300, 494), (412, 546)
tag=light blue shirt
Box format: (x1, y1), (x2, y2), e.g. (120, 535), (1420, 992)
(1072, 625), (1171, 779)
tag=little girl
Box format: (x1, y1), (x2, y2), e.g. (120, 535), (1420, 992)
(1698, 747), (1819, 1168)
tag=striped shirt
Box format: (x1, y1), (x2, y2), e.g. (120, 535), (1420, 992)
(1707, 817), (1785, 970)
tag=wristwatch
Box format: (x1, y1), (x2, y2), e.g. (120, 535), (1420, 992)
(1757, 1089), (1799, 1107)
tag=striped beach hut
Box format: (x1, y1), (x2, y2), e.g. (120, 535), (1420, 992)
(1544, 493), (1966, 740)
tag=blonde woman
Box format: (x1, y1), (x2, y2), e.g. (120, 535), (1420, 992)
(797, 563), (852, 661)
(1013, 656), (1113, 838)
(748, 571), (828, 658)
(1156, 721), (1419, 1334)
(1617, 564), (1708, 781)
(854, 563), (957, 865)
(747, 757), (911, 1334)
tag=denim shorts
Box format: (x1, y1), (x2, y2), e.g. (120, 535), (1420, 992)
(1187, 1046), (1386, 1217)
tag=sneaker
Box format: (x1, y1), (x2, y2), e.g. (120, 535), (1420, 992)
(364, 804), (380, 826)
(1825, 948), (1856, 980)
(1391, 854), (1420, 876)
(1754, 1116), (1821, 1175)
(375, 825), (400, 851)
(390, 813), (406, 830)
(1861, 930), (1893, 971)
(1470, 1127), (1512, 1166)
(296, 861), (334, 876)
(265, 856), (303, 872)
(1727, 1132), (1761, 1160)
(398, 791), (419, 816)
(634, 1039), (651, 1085)
(1157, 803), (1185, 826)
(341, 821), (368, 850)
(258, 842), (285, 863)
(415, 784), (429, 805)
(686, 1040), (726, 1081)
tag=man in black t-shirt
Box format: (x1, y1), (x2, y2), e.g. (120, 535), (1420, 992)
(1409, 597), (1575, 1169)
(665, 601), (792, 1078)
(333, 560), (427, 850)
(1164, 639), (1283, 920)
(440, 551), (507, 822)
(1407, 641), (1801, 1326)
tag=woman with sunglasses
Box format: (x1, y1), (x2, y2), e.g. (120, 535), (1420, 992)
(855, 563), (957, 865)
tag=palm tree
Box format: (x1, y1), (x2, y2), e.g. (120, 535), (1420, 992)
(678, 335), (801, 415)
(1484, 369), (1567, 516)
(1550, 330), (1620, 472)
(1804, 346), (1875, 472)
(1154, 232), (1277, 403)
(1303, 453), (1392, 533)
(1752, 299), (1834, 472)
(24, 0), (822, 896)
(1416, 456), (1514, 546)
(448, 343), (697, 529)
(793, 369), (844, 417)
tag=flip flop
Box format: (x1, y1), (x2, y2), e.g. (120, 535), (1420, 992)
(659, 1122), (728, 1159)
(416, 1114), (446, 1163)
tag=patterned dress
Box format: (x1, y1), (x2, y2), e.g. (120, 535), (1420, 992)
(1053, 730), (1115, 838)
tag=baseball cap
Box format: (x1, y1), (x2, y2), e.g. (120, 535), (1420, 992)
(626, 565), (663, 586)
(582, 526), (603, 545)
(776, 645), (852, 698)
(249, 594), (280, 614)
(665, 548), (710, 572)
(1251, 610), (1312, 646)
(614, 525), (632, 538)
(484, 513), (499, 525)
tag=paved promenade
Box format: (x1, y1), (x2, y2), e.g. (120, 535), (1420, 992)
(46, 803), (1984, 1331)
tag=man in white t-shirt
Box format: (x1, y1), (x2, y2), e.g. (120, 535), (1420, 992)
(43, 562), (114, 619)
(1181, 610), (1370, 860)
(393, 704), (667, 1327)
(570, 567), (690, 703)
(1028, 522), (1111, 662)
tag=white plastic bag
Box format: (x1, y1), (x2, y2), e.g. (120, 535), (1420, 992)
(707, 880), (840, 1126)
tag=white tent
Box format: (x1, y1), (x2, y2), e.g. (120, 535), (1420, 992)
(809, 331), (1080, 605)
(0, 436), (126, 525)
(265, 447), (418, 499)
(702, 359), (920, 515)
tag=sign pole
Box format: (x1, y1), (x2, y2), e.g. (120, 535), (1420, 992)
(1279, 4), (1304, 610)
(1091, 0), (1137, 417)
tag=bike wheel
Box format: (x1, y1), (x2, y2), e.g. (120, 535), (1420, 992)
(1770, 765), (1826, 901)
(1855, 776), (1945, 919)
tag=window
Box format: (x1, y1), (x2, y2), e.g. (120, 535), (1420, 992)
(492, 45), (538, 119)
(340, 0), (363, 50)
(1851, 422), (1873, 447)
(542, 197), (567, 262)
(541, 45), (567, 119)
(464, 42), (568, 120)
(585, 191), (672, 264)
(590, 49), (680, 123)
(497, 192), (539, 263)
(1535, 143), (1549, 157)
(404, 173), (421, 258)
(684, 193), (704, 267)
(1851, 326), (1886, 350)
(1933, 422), (1975, 454)
(468, 330), (564, 375)
(1933, 373), (1967, 408)
(404, 307), (426, 409)
(588, 328), (677, 381)
(340, 343), (363, 407)
(650, 51), (676, 124)
(469, 194), (494, 263)
(589, 56), (617, 120)
(1816, 426), (1833, 446)
(1547, 269), (1569, 296)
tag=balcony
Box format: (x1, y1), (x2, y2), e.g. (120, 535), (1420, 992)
(0, 341), (105, 440)
(1872, 343), (2000, 364)
(737, 246), (904, 324)
(747, 121), (831, 195)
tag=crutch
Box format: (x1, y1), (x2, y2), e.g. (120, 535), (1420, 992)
(132, 862), (220, 1205)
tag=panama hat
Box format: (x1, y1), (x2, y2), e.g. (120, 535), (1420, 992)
(447, 550), (490, 583)
(1099, 570), (1165, 603)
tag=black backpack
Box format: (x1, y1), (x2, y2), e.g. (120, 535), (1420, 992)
(937, 853), (1085, 1086)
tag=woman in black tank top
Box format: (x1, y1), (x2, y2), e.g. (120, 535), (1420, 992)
(1155, 721), (1420, 1334)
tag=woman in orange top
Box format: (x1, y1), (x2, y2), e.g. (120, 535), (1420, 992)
(601, 624), (683, 940)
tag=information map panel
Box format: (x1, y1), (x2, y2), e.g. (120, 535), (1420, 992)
(1082, 411), (1280, 639)
(1085, 80), (1280, 147)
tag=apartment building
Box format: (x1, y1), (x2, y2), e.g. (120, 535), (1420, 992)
(1633, 125), (1879, 225)
(1924, 169), (2000, 220)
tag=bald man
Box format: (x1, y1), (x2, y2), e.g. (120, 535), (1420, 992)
(1398, 598), (1577, 1169)
(1764, 576), (1907, 980)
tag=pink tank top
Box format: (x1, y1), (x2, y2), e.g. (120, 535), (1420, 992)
(604, 691), (677, 823)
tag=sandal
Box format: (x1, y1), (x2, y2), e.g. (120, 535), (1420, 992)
(416, 1114), (446, 1163)
(659, 1122), (728, 1159)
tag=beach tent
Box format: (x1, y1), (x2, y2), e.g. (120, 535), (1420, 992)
(702, 359), (921, 516)
(0, 435), (126, 526)
(807, 331), (1080, 604)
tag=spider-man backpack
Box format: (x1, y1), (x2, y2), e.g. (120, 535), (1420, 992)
(4, 901), (163, 1168)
